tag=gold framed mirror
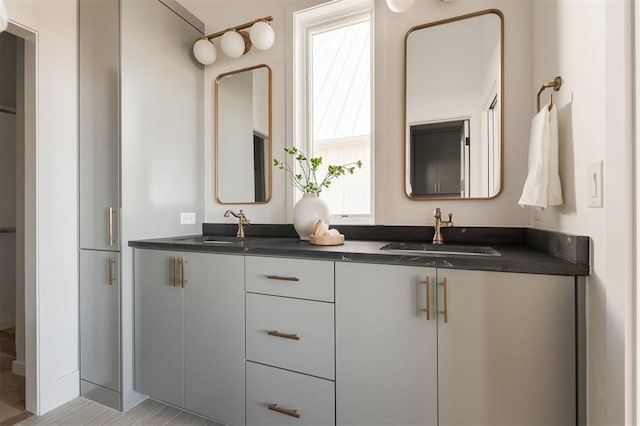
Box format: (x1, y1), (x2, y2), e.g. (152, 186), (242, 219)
(215, 64), (272, 204)
(404, 9), (504, 200)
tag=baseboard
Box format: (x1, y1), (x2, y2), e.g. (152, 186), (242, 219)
(39, 369), (80, 415)
(0, 319), (16, 330)
(11, 359), (24, 377)
(81, 380), (121, 411)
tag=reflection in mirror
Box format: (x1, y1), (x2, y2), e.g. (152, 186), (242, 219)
(405, 10), (503, 199)
(216, 64), (272, 204)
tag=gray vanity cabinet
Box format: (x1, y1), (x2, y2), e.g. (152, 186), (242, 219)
(134, 249), (245, 426)
(78, 0), (122, 410)
(336, 263), (576, 426)
(78, 0), (204, 411)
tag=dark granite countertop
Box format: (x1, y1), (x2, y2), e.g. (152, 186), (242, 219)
(128, 225), (589, 276)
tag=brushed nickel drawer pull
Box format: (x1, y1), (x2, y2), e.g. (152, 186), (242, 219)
(266, 275), (300, 282)
(267, 330), (300, 341)
(268, 403), (300, 418)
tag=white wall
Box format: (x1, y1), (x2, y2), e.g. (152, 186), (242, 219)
(531, 0), (633, 423)
(6, 0), (79, 415)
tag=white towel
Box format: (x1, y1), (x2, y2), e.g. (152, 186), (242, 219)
(0, 0), (7, 33)
(518, 103), (563, 209)
(547, 105), (563, 206)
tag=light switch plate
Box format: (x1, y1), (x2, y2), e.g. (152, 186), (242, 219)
(180, 212), (196, 225)
(587, 161), (603, 208)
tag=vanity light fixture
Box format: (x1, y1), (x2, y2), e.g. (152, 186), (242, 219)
(386, 0), (452, 13)
(385, 0), (415, 13)
(192, 16), (275, 66)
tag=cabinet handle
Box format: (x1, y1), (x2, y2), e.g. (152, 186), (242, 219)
(108, 207), (114, 247)
(172, 257), (178, 287)
(266, 275), (300, 282)
(107, 256), (115, 285)
(267, 330), (300, 341)
(181, 258), (188, 288)
(268, 403), (300, 419)
(442, 277), (449, 323)
(425, 276), (431, 321)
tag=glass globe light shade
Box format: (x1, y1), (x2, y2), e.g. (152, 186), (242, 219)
(192, 39), (217, 65)
(250, 21), (275, 51)
(386, 0), (415, 13)
(221, 30), (247, 58)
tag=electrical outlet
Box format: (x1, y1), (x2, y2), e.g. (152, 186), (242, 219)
(180, 212), (196, 225)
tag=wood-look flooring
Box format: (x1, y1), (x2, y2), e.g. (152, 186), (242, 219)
(0, 328), (30, 426)
(0, 329), (220, 425)
(17, 398), (222, 426)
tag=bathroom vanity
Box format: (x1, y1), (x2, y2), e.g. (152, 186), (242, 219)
(130, 225), (587, 426)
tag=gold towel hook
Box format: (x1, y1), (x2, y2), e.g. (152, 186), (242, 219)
(536, 76), (562, 112)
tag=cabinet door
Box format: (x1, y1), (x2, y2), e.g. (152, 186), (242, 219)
(336, 263), (437, 426)
(79, 0), (120, 251)
(80, 249), (120, 392)
(134, 249), (184, 407)
(437, 269), (575, 425)
(184, 253), (245, 426)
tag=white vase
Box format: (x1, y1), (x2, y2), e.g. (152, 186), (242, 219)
(293, 193), (330, 240)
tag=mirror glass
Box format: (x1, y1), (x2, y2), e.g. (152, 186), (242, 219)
(216, 65), (272, 204)
(405, 10), (503, 199)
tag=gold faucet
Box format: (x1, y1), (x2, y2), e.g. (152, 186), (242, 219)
(224, 209), (250, 238)
(433, 207), (453, 245)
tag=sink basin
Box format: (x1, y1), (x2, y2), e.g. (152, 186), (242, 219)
(380, 242), (501, 257)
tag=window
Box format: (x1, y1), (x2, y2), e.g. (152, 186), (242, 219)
(294, 0), (374, 223)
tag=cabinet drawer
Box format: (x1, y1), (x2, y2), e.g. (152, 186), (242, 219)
(245, 256), (334, 302)
(246, 293), (335, 379)
(246, 362), (335, 426)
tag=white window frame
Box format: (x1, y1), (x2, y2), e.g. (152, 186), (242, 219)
(293, 0), (375, 225)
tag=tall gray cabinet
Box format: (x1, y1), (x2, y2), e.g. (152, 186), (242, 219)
(79, 0), (204, 411)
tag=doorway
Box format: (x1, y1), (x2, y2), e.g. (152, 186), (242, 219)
(1, 22), (36, 421)
(409, 120), (469, 198)
(0, 30), (29, 424)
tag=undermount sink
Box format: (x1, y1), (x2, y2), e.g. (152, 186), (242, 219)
(380, 242), (501, 257)
(174, 236), (248, 244)
(201, 236), (251, 244)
